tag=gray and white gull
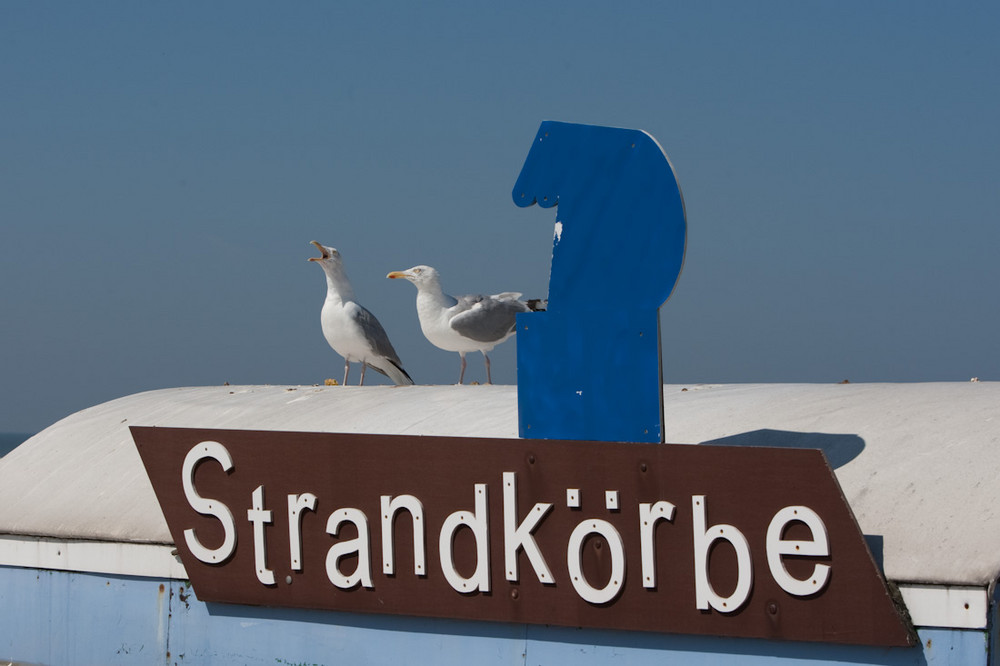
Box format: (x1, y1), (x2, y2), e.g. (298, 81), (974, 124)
(309, 241), (413, 386)
(387, 265), (530, 384)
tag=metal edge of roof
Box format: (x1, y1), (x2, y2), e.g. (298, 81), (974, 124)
(0, 534), (986, 632)
(0, 534), (186, 580)
(897, 584), (989, 630)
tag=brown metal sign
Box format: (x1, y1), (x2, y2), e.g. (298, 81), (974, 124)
(132, 426), (914, 646)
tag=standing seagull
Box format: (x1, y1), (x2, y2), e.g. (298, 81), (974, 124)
(309, 241), (413, 386)
(387, 265), (529, 384)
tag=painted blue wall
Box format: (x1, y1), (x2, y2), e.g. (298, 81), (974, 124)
(0, 566), (980, 665)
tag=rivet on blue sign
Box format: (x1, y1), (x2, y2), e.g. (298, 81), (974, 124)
(513, 121), (687, 443)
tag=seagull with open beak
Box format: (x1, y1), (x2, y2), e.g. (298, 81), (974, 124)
(310, 241), (413, 386)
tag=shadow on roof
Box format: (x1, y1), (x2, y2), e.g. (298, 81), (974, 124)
(699, 429), (865, 469)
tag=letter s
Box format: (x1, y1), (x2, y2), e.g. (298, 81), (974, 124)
(182, 440), (237, 565)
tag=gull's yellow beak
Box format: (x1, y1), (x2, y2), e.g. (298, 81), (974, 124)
(308, 241), (329, 262)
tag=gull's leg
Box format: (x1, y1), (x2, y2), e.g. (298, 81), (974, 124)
(483, 352), (492, 385)
(458, 352), (467, 385)
(343, 360), (350, 386)
(360, 362), (367, 386)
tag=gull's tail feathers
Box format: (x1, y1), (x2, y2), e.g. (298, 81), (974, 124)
(378, 359), (414, 386)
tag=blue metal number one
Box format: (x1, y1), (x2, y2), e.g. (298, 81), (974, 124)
(513, 121), (687, 443)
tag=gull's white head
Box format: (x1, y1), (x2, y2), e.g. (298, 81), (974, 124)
(308, 240), (342, 266)
(386, 265), (440, 289)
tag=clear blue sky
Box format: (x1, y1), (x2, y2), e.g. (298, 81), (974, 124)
(2, 2), (998, 434)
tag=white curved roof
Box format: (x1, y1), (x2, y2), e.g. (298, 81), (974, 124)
(0, 382), (997, 586)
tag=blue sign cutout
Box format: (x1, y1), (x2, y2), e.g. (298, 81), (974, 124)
(513, 121), (687, 443)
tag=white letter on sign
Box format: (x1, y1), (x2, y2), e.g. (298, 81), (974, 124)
(247, 485), (275, 586)
(566, 519), (626, 604)
(439, 483), (490, 594)
(639, 500), (676, 588)
(766, 505), (831, 596)
(288, 493), (317, 572)
(692, 495), (753, 613)
(182, 441), (237, 565)
(503, 472), (554, 584)
(381, 494), (427, 577)
(326, 508), (373, 589)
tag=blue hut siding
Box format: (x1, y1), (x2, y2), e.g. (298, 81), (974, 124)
(0, 565), (978, 666)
